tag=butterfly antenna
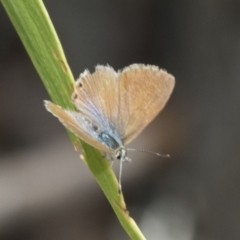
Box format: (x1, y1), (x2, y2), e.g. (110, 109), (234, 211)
(127, 148), (170, 158)
(118, 159), (123, 193)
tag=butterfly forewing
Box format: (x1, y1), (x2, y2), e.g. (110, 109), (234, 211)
(72, 66), (119, 132)
(118, 64), (175, 145)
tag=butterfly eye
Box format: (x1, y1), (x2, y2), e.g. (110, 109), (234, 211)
(115, 150), (121, 160)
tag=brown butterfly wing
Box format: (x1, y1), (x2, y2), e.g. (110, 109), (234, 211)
(118, 64), (175, 145)
(72, 66), (119, 131)
(45, 101), (114, 153)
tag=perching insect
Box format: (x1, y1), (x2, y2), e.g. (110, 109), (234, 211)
(45, 64), (175, 191)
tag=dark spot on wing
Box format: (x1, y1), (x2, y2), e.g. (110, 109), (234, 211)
(93, 125), (99, 131)
(72, 93), (78, 100)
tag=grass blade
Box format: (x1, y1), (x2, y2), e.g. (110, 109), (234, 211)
(1, 1), (146, 239)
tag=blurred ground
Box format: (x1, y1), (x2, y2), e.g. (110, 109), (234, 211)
(1, 0), (240, 239)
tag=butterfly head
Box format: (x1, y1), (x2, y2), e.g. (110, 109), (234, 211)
(115, 147), (131, 162)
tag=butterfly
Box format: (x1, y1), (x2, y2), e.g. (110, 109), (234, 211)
(45, 64), (175, 189)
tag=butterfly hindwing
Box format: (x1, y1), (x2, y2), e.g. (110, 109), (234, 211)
(45, 101), (114, 154)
